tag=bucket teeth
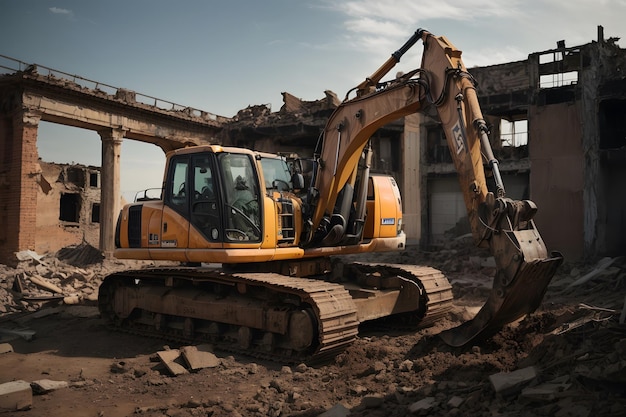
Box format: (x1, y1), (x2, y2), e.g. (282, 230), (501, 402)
(440, 253), (563, 347)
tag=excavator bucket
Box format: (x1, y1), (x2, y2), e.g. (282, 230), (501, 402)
(440, 227), (564, 347)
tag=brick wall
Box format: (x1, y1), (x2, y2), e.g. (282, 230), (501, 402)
(0, 111), (39, 266)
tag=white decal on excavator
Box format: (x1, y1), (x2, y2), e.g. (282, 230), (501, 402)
(452, 122), (466, 155)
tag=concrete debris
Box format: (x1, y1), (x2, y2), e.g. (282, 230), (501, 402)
(30, 379), (69, 395)
(0, 245), (155, 317)
(157, 345), (223, 376)
(0, 380), (32, 411)
(157, 349), (188, 376)
(181, 345), (220, 370)
(489, 366), (538, 395)
(29, 275), (64, 294)
(15, 250), (46, 264)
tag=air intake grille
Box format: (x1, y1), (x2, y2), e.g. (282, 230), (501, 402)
(128, 205), (142, 248)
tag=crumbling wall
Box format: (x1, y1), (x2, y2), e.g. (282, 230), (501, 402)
(584, 36), (626, 256)
(35, 161), (100, 254)
(529, 102), (585, 259)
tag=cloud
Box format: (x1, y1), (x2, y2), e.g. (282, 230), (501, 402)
(327, 0), (523, 36)
(320, 0), (626, 69)
(49, 7), (74, 18)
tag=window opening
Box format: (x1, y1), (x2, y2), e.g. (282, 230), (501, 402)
(500, 119), (528, 147)
(89, 172), (99, 187)
(91, 203), (100, 223)
(59, 193), (81, 223)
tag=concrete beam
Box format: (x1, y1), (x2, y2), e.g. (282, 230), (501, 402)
(21, 92), (210, 152)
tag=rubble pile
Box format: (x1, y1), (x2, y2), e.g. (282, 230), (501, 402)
(0, 245), (162, 316)
(0, 246), (624, 416)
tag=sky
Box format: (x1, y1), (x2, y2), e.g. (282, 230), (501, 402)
(2, 0), (625, 200)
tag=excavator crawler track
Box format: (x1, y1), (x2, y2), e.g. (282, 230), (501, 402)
(98, 263), (453, 362)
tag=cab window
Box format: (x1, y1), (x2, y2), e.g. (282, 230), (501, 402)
(218, 153), (261, 242)
(165, 157), (189, 214)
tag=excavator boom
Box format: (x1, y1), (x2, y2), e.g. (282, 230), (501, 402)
(306, 29), (563, 346)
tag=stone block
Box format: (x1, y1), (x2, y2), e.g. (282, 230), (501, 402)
(157, 349), (188, 376)
(181, 345), (220, 370)
(0, 380), (32, 411)
(31, 379), (69, 395)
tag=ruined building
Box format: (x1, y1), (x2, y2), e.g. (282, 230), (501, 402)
(427, 25), (626, 259)
(0, 60), (221, 265)
(35, 161), (103, 253)
(0, 26), (624, 265)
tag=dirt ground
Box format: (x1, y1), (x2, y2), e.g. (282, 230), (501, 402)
(0, 241), (625, 417)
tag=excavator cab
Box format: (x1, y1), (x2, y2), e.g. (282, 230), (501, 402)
(160, 148), (262, 244)
(115, 145), (309, 261)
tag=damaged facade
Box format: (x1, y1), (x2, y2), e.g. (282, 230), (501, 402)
(464, 25), (626, 259)
(35, 161), (102, 254)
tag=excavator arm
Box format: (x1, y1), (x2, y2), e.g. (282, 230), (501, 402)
(304, 29), (563, 346)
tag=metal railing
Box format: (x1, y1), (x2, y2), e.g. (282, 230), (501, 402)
(0, 54), (222, 120)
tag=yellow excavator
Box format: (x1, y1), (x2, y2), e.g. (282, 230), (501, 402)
(99, 29), (563, 361)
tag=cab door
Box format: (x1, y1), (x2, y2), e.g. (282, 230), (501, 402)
(158, 155), (191, 257)
(188, 153), (224, 246)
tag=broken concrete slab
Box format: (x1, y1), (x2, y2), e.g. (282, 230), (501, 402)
(157, 349), (188, 376)
(489, 366), (538, 396)
(181, 345), (220, 370)
(0, 380), (32, 411)
(31, 379), (69, 395)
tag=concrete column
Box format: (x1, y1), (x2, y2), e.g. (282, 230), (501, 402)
(0, 109), (41, 265)
(99, 128), (124, 256)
